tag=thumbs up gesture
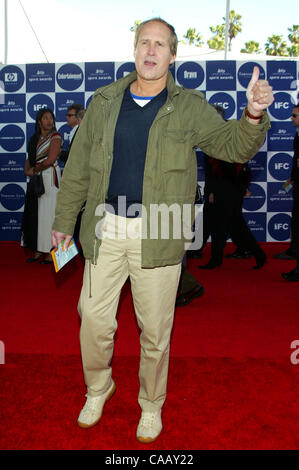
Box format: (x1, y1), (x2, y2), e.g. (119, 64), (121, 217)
(246, 66), (274, 118)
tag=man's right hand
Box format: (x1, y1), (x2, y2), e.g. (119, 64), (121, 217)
(51, 230), (72, 251)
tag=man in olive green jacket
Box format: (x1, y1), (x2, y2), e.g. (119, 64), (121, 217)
(52, 18), (274, 443)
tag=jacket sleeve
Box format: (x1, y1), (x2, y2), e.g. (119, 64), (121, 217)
(52, 102), (95, 236)
(190, 93), (271, 164)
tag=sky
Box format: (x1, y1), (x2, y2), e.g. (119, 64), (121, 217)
(1, 0), (298, 64)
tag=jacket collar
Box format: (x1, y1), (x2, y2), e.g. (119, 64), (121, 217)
(95, 69), (179, 101)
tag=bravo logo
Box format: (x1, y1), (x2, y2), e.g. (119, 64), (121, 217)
(56, 64), (84, 91)
(208, 92), (235, 119)
(268, 213), (291, 241)
(27, 94), (54, 120)
(268, 153), (292, 181)
(176, 62), (205, 89)
(269, 92), (293, 120)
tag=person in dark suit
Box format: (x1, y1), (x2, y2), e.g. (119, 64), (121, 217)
(198, 156), (266, 270)
(281, 104), (299, 281)
(60, 105), (85, 164)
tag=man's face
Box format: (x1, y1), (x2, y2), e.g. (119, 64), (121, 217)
(66, 108), (78, 128)
(134, 21), (176, 83)
(291, 107), (299, 128)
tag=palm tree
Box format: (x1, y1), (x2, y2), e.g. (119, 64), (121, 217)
(130, 20), (141, 33)
(223, 10), (242, 52)
(207, 24), (225, 50)
(240, 41), (262, 54)
(265, 35), (289, 56)
(287, 24), (299, 57)
(183, 28), (204, 47)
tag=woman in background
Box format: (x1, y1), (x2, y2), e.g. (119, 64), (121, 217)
(22, 108), (62, 263)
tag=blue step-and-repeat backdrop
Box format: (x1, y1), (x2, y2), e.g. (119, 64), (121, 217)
(0, 60), (298, 242)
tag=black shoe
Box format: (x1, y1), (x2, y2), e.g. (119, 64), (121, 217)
(253, 249), (266, 269)
(40, 259), (53, 265)
(225, 250), (252, 259)
(281, 269), (299, 282)
(176, 285), (205, 307)
(273, 250), (296, 260)
(26, 254), (42, 263)
(187, 249), (203, 259)
(198, 260), (221, 270)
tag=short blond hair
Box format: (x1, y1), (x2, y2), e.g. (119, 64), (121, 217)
(134, 18), (178, 56)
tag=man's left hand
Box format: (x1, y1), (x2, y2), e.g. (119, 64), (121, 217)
(246, 66), (274, 116)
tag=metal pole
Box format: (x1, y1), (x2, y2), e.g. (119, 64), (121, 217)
(224, 0), (230, 60)
(4, 0), (8, 64)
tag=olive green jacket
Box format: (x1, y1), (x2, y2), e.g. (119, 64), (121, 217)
(53, 70), (270, 267)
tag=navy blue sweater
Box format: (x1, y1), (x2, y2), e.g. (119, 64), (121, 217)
(106, 86), (167, 217)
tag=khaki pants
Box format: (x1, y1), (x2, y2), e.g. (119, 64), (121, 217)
(78, 212), (181, 412)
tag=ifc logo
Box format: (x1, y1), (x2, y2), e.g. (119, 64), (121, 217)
(269, 92), (294, 120)
(268, 153), (292, 181)
(268, 213), (291, 241)
(208, 92), (235, 119)
(27, 94), (55, 120)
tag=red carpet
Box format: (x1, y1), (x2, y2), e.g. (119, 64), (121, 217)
(1, 241), (299, 449)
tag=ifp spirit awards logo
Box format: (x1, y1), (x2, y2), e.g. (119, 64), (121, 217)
(267, 183), (293, 212)
(55, 93), (84, 122)
(0, 94), (26, 123)
(85, 63), (114, 91)
(0, 154), (26, 183)
(26, 64), (55, 92)
(206, 61), (236, 91)
(267, 62), (296, 90)
(243, 213), (266, 242)
(268, 122), (296, 151)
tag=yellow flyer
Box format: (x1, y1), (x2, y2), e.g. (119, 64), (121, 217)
(51, 238), (79, 272)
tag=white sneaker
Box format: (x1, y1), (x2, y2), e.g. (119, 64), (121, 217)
(77, 380), (116, 428)
(136, 410), (162, 443)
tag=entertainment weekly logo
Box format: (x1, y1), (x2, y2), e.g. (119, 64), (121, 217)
(94, 197), (203, 250)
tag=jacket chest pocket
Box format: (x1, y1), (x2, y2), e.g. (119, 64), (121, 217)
(162, 129), (191, 171)
(89, 139), (104, 173)
(161, 129), (196, 201)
